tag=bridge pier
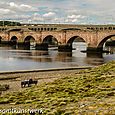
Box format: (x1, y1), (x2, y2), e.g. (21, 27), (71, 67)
(1, 41), (10, 45)
(17, 42), (30, 50)
(9, 41), (17, 46)
(58, 44), (72, 52)
(35, 43), (48, 50)
(17, 42), (24, 49)
(87, 47), (103, 53)
(87, 51), (103, 58)
(24, 41), (31, 50)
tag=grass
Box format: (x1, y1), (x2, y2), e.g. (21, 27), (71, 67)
(0, 61), (115, 114)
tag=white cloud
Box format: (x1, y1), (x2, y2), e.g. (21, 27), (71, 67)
(20, 4), (32, 9)
(8, 2), (37, 12)
(0, 0), (114, 24)
(68, 15), (85, 19)
(0, 8), (14, 15)
(65, 18), (78, 23)
(71, 19), (78, 23)
(43, 12), (56, 18)
(9, 2), (17, 7)
(65, 14), (86, 23)
(32, 13), (43, 21)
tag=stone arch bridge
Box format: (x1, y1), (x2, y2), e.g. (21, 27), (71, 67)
(0, 25), (115, 52)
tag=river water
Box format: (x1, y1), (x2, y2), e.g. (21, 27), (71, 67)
(0, 42), (114, 72)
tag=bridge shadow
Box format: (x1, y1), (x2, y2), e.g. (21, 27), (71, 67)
(55, 52), (72, 62)
(85, 52), (104, 66)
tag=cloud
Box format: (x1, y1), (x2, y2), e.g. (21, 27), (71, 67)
(0, 0), (114, 24)
(65, 14), (86, 23)
(65, 18), (78, 23)
(8, 2), (37, 12)
(68, 15), (85, 19)
(41, 12), (57, 23)
(32, 13), (43, 22)
(43, 12), (56, 18)
(0, 8), (14, 15)
(9, 2), (17, 7)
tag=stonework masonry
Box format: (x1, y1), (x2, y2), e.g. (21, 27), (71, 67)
(0, 24), (115, 52)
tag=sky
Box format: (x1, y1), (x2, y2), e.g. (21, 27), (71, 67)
(0, 0), (115, 24)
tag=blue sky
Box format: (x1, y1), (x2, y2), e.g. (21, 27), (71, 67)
(0, 0), (115, 24)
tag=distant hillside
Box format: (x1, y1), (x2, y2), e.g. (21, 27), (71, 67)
(0, 21), (21, 26)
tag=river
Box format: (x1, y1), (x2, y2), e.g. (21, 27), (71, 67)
(0, 42), (114, 72)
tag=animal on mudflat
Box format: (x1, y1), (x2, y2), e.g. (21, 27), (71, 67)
(21, 79), (38, 88)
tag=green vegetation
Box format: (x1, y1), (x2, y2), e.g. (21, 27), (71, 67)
(0, 21), (21, 26)
(0, 61), (115, 114)
(0, 84), (9, 91)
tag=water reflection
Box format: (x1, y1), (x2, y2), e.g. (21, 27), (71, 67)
(0, 43), (114, 72)
(86, 52), (103, 58)
(85, 52), (104, 65)
(55, 52), (72, 62)
(85, 46), (115, 65)
(104, 46), (115, 54)
(11, 50), (51, 62)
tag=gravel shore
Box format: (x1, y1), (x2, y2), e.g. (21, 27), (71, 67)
(0, 69), (85, 94)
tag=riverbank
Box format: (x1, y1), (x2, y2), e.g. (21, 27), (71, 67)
(0, 61), (115, 114)
(0, 66), (92, 74)
(0, 68), (89, 94)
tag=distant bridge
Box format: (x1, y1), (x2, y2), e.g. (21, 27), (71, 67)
(0, 24), (115, 52)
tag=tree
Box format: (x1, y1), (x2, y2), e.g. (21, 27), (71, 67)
(0, 21), (21, 26)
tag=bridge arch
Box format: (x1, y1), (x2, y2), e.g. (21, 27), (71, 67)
(42, 35), (58, 46)
(97, 34), (115, 48)
(67, 36), (86, 44)
(65, 31), (88, 46)
(67, 36), (87, 51)
(10, 36), (18, 45)
(24, 35), (36, 49)
(10, 36), (18, 41)
(24, 35), (35, 42)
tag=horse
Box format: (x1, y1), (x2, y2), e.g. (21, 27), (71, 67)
(21, 79), (38, 88)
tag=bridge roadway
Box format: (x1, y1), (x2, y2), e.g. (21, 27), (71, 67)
(0, 24), (115, 52)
